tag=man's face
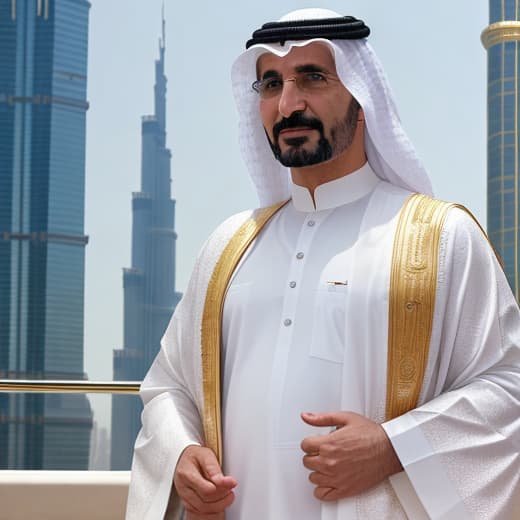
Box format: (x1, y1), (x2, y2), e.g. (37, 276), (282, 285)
(256, 42), (360, 168)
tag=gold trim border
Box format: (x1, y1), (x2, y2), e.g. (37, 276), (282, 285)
(481, 21), (520, 49)
(386, 194), (455, 420)
(386, 195), (498, 420)
(200, 200), (288, 464)
(0, 380), (140, 395)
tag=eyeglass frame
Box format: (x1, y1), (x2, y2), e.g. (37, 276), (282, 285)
(251, 70), (341, 99)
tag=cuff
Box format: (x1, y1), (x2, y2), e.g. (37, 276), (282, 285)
(382, 412), (469, 520)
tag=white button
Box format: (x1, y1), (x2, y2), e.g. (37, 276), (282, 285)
(307, 220), (315, 227)
(296, 252), (304, 259)
(284, 318), (292, 326)
(289, 281), (296, 288)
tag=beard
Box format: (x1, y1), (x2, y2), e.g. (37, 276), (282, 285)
(267, 98), (361, 168)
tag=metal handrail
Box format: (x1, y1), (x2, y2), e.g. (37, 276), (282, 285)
(0, 379), (141, 395)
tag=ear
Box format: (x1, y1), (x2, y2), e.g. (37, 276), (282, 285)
(357, 107), (365, 123)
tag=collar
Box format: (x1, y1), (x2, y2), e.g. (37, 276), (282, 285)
(290, 162), (380, 212)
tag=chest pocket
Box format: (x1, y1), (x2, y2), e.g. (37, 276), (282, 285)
(309, 282), (348, 363)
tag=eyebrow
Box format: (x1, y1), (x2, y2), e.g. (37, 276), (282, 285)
(260, 63), (331, 80)
(295, 64), (330, 74)
(260, 69), (280, 80)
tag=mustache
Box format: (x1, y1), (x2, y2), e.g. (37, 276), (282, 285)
(272, 113), (324, 141)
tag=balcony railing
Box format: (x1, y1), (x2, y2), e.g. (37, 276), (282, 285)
(0, 379), (141, 394)
(0, 379), (141, 520)
(0, 379), (142, 520)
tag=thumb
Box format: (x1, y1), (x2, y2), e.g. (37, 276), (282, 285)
(198, 449), (224, 481)
(199, 449), (237, 488)
(301, 411), (350, 428)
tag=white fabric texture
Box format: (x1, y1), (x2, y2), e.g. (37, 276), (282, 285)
(231, 8), (433, 207)
(290, 161), (379, 211)
(222, 164), (384, 519)
(126, 178), (520, 519)
(383, 207), (520, 519)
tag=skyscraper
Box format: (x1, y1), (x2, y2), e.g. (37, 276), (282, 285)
(0, 0), (92, 468)
(111, 15), (182, 470)
(482, 1), (520, 299)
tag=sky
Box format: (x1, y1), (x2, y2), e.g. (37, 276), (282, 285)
(84, 1), (489, 429)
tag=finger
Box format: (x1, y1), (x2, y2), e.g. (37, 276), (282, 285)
(180, 493), (200, 515)
(191, 478), (235, 504)
(182, 486), (235, 515)
(184, 483), (235, 506)
(302, 453), (320, 471)
(176, 456), (235, 502)
(196, 452), (237, 495)
(301, 411), (349, 428)
(300, 434), (328, 454)
(302, 454), (335, 475)
(210, 474), (238, 490)
(198, 450), (226, 483)
(308, 471), (335, 488)
(183, 495), (228, 519)
(314, 486), (339, 502)
(182, 468), (220, 498)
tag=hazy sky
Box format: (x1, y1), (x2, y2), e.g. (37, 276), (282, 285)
(84, 1), (489, 427)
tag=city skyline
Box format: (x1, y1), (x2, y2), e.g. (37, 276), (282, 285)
(111, 14), (182, 470)
(0, 0), (92, 469)
(0, 0), (493, 470)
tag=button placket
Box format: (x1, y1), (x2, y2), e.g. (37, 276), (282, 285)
(270, 211), (330, 444)
(280, 213), (329, 329)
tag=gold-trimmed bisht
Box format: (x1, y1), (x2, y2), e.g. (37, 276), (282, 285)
(385, 193), (493, 420)
(200, 199), (288, 464)
(199, 192), (494, 459)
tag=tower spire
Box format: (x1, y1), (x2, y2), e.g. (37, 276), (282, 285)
(112, 4), (181, 470)
(161, 2), (166, 50)
(154, 7), (166, 133)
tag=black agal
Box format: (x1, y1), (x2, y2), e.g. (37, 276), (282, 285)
(245, 16), (370, 49)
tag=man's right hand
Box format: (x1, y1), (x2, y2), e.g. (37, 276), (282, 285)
(174, 445), (237, 519)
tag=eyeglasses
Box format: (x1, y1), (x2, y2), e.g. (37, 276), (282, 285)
(252, 71), (340, 99)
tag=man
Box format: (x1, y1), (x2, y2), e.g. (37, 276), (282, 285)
(126, 8), (520, 520)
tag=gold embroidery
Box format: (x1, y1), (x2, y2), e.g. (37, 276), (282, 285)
(200, 200), (288, 463)
(201, 193), (493, 447)
(386, 194), (457, 420)
(386, 194), (497, 420)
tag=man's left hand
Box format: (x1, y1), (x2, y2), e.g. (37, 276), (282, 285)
(300, 411), (402, 501)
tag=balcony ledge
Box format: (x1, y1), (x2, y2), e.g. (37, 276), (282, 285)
(0, 470), (130, 520)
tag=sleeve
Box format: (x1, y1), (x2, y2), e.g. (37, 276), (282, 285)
(125, 209), (252, 520)
(125, 297), (204, 520)
(382, 208), (520, 519)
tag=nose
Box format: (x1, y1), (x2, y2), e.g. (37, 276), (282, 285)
(277, 79), (307, 118)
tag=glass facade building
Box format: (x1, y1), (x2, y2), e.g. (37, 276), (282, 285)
(0, 0), (92, 468)
(482, 1), (520, 298)
(111, 18), (182, 470)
